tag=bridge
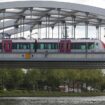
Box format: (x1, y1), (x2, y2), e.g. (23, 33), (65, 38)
(0, 53), (105, 69)
(0, 1), (105, 68)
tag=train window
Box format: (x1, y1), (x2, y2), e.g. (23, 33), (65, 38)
(17, 44), (19, 49)
(71, 42), (95, 50)
(44, 43), (48, 49)
(12, 43), (16, 49)
(96, 43), (98, 46)
(23, 44), (27, 49)
(12, 43), (33, 49)
(20, 44), (23, 49)
(30, 43), (34, 49)
(51, 43), (54, 49)
(23, 43), (29, 49)
(48, 44), (51, 49)
(40, 43), (44, 49)
(88, 43), (94, 49)
(81, 45), (86, 50)
(89, 44), (94, 49)
(27, 44), (30, 49)
(38, 43), (40, 49)
(71, 43), (85, 49)
(95, 44), (99, 49)
(54, 43), (58, 49)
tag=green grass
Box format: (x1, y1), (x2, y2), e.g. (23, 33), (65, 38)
(0, 90), (105, 97)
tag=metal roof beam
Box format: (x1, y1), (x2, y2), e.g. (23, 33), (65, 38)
(30, 8), (53, 31)
(1, 25), (30, 35)
(15, 8), (28, 24)
(0, 17), (105, 30)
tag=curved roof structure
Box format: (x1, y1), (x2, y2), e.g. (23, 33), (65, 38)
(0, 0), (105, 36)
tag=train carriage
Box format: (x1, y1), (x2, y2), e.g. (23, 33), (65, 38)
(0, 38), (104, 53)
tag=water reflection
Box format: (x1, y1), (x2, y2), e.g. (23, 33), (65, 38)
(0, 97), (105, 105)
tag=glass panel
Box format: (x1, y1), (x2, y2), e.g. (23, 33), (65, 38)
(88, 43), (94, 49)
(12, 43), (15, 49)
(51, 43), (54, 49)
(81, 45), (86, 50)
(44, 43), (47, 49)
(20, 44), (23, 49)
(27, 44), (30, 49)
(54, 43), (58, 49)
(23, 44), (26, 49)
(48, 44), (51, 49)
(30, 43), (34, 49)
(17, 44), (19, 49)
(40, 43), (44, 49)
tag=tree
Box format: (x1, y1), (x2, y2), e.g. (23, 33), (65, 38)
(25, 69), (41, 91)
(0, 69), (10, 90)
(7, 69), (25, 89)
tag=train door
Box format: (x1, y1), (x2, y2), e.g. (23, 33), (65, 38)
(2, 40), (12, 53)
(59, 40), (71, 53)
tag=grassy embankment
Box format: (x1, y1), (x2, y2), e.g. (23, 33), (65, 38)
(0, 90), (105, 97)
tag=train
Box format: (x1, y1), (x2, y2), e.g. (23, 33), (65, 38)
(0, 38), (105, 53)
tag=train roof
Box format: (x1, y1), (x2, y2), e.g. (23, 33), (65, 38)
(0, 38), (99, 43)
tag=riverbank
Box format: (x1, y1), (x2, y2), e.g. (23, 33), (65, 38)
(0, 90), (105, 97)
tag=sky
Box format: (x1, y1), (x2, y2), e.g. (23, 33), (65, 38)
(0, 0), (105, 40)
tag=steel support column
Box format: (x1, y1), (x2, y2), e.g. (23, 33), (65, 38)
(85, 21), (89, 38)
(96, 26), (99, 39)
(57, 8), (60, 40)
(74, 25), (76, 39)
(51, 26), (54, 38)
(2, 9), (5, 39)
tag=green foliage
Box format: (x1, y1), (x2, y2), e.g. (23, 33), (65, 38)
(0, 68), (25, 90)
(0, 90), (105, 97)
(7, 69), (25, 89)
(0, 68), (105, 94)
(25, 69), (41, 90)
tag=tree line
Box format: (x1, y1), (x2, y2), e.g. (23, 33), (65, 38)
(0, 69), (105, 92)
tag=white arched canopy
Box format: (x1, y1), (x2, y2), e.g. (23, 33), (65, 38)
(0, 0), (105, 37)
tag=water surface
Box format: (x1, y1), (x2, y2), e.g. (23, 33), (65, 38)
(0, 97), (105, 105)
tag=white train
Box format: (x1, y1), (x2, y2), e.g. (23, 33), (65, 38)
(0, 38), (105, 53)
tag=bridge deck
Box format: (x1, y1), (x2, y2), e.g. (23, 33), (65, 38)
(0, 53), (105, 61)
(0, 53), (105, 69)
(0, 61), (105, 69)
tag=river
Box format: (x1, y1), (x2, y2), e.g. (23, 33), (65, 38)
(0, 97), (105, 105)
